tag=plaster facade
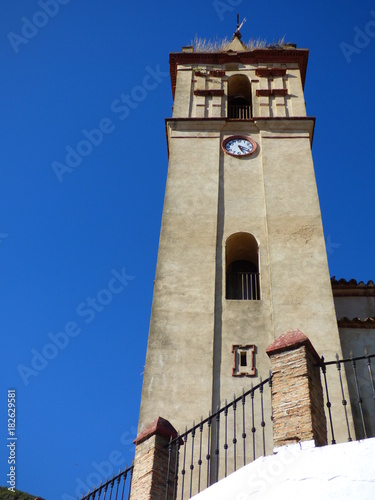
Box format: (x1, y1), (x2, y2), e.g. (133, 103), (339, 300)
(138, 40), (349, 452)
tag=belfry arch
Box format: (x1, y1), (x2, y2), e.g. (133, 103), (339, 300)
(228, 74), (251, 119)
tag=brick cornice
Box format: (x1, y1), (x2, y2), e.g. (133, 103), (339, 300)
(256, 89), (288, 97)
(165, 116), (315, 127)
(256, 68), (287, 77)
(194, 89), (224, 97)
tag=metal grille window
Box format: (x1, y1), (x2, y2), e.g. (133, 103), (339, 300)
(226, 260), (260, 300)
(228, 101), (251, 120)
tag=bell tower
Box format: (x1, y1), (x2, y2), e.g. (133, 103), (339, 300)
(137, 30), (343, 438)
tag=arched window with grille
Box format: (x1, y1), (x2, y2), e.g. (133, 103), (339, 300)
(226, 232), (260, 300)
(228, 75), (252, 119)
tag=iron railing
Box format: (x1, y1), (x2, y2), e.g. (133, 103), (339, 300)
(165, 377), (272, 500)
(320, 351), (375, 444)
(78, 465), (133, 500)
(228, 104), (251, 119)
(226, 272), (260, 300)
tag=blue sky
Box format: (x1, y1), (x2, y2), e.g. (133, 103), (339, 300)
(1, 1), (374, 498)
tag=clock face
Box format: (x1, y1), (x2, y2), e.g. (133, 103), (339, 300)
(222, 136), (257, 157)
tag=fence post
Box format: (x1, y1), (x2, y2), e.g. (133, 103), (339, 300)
(266, 329), (327, 448)
(130, 416), (178, 500)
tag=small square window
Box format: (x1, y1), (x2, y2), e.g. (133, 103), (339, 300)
(232, 345), (256, 377)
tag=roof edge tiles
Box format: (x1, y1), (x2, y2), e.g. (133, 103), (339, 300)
(331, 277), (375, 297)
(337, 317), (375, 329)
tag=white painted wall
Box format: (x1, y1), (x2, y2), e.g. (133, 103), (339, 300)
(192, 438), (375, 500)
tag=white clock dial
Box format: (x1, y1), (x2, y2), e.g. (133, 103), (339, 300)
(222, 136), (257, 157)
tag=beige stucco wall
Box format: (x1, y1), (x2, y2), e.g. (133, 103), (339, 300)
(138, 119), (346, 440)
(138, 54), (349, 450)
(138, 124), (222, 432)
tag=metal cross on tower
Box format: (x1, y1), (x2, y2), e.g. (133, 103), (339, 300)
(234, 13), (246, 39)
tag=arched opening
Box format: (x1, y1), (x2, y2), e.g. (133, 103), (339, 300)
(226, 232), (260, 300)
(228, 75), (252, 119)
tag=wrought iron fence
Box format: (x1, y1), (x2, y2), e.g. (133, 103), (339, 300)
(320, 351), (375, 444)
(165, 377), (272, 500)
(78, 465), (133, 500)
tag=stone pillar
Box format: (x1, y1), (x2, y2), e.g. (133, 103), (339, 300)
(131, 416), (179, 500)
(266, 329), (327, 448)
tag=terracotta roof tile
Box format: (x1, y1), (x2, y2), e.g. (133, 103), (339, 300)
(331, 277), (375, 287)
(331, 277), (375, 297)
(134, 416), (178, 445)
(266, 329), (321, 362)
(337, 317), (375, 329)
